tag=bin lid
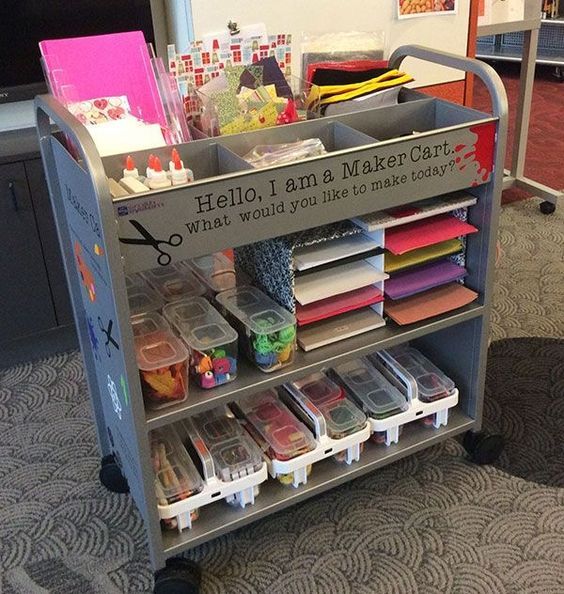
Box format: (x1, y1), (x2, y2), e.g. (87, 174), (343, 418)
(131, 311), (170, 338)
(144, 264), (206, 303)
(163, 297), (237, 351)
(135, 329), (188, 371)
(150, 426), (203, 503)
(386, 346), (455, 401)
(187, 252), (237, 293)
(288, 372), (366, 437)
(216, 286), (295, 335)
(238, 389), (316, 460)
(127, 285), (164, 316)
(191, 409), (263, 481)
(333, 358), (408, 418)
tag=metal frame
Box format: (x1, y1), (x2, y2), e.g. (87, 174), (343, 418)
(477, 8), (563, 209)
(35, 46), (508, 574)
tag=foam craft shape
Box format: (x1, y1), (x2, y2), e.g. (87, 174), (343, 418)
(384, 283), (478, 325)
(384, 260), (467, 300)
(385, 239), (463, 273)
(385, 214), (478, 255)
(296, 285), (384, 326)
(39, 31), (167, 129)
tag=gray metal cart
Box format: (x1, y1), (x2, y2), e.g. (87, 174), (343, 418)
(35, 46), (508, 593)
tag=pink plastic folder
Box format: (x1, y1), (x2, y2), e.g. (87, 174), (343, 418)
(385, 214), (478, 256)
(385, 260), (467, 300)
(296, 285), (384, 326)
(40, 32), (167, 128)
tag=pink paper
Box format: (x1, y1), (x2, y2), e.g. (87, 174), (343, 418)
(40, 31), (167, 129)
(385, 214), (478, 256)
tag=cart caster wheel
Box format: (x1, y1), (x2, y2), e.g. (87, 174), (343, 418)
(99, 455), (129, 494)
(540, 201), (556, 215)
(154, 558), (201, 594)
(463, 431), (504, 465)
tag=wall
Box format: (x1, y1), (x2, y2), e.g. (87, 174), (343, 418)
(186, 0), (472, 88)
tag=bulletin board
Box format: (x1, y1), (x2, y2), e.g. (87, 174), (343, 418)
(179, 0), (472, 88)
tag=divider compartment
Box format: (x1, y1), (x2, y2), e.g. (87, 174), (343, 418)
(102, 140), (253, 188)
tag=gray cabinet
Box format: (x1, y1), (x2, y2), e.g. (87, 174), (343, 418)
(0, 161), (57, 340)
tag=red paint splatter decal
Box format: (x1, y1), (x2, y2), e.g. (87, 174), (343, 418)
(454, 122), (496, 186)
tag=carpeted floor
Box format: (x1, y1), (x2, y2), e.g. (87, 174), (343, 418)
(0, 200), (563, 593)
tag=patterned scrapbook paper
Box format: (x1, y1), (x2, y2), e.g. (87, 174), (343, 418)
(235, 221), (361, 313)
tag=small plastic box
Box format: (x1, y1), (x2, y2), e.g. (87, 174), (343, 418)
(144, 263), (206, 303)
(385, 346), (455, 402)
(164, 297), (238, 389)
(128, 285), (164, 316)
(134, 321), (189, 409)
(187, 252), (237, 295)
(236, 389), (317, 463)
(125, 272), (146, 291)
(189, 408), (264, 482)
(150, 426), (204, 530)
(131, 311), (170, 338)
(287, 372), (367, 440)
(332, 357), (408, 420)
(216, 286), (297, 373)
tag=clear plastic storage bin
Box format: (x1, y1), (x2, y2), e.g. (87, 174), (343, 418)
(164, 297), (238, 389)
(150, 426), (204, 530)
(235, 389), (316, 484)
(333, 358), (409, 445)
(383, 346), (455, 402)
(131, 311), (171, 338)
(287, 372), (367, 439)
(128, 285), (164, 316)
(143, 263), (206, 303)
(134, 319), (189, 409)
(216, 286), (296, 373)
(188, 407), (264, 483)
(187, 252), (237, 295)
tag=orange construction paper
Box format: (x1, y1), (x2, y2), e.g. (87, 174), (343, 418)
(384, 283), (478, 325)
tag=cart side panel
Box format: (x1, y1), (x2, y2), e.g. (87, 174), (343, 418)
(50, 138), (153, 518)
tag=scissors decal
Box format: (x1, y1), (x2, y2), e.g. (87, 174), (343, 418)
(98, 316), (120, 357)
(119, 220), (182, 266)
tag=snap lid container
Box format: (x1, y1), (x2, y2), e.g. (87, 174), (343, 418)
(135, 327), (189, 409)
(288, 372), (367, 439)
(131, 311), (171, 338)
(333, 357), (408, 419)
(189, 408), (263, 482)
(187, 252), (237, 294)
(144, 264), (206, 303)
(236, 389), (316, 461)
(216, 286), (296, 372)
(128, 285), (164, 316)
(385, 346), (455, 402)
(125, 273), (146, 291)
(164, 297), (238, 389)
(150, 425), (203, 507)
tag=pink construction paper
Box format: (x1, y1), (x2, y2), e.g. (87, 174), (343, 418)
(296, 285), (384, 326)
(385, 214), (478, 256)
(40, 31), (166, 128)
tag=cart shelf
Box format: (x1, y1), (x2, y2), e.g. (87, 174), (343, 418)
(161, 408), (474, 554)
(146, 302), (485, 428)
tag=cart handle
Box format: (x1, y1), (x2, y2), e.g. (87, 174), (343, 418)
(35, 94), (108, 192)
(389, 45), (508, 122)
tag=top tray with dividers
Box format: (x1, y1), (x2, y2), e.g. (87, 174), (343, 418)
(101, 89), (497, 274)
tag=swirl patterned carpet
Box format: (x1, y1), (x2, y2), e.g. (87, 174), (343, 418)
(0, 199), (563, 593)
